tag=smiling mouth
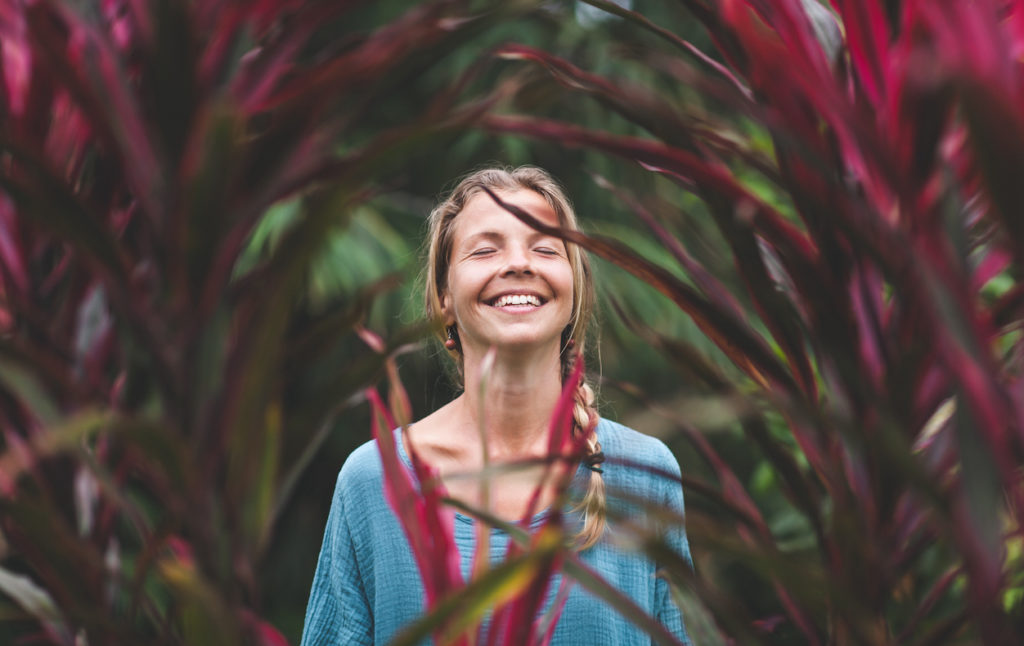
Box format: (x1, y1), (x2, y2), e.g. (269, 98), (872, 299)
(488, 294), (544, 307)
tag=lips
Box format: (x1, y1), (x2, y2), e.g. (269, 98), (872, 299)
(487, 293), (545, 307)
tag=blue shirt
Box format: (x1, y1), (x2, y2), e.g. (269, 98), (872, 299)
(301, 418), (692, 645)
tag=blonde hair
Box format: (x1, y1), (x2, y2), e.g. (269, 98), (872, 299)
(423, 166), (606, 550)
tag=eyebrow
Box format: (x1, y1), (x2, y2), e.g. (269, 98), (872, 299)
(458, 230), (557, 248)
(460, 231), (502, 247)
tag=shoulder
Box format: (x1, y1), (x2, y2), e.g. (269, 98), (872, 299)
(595, 417), (680, 476)
(340, 437), (385, 478)
(325, 436), (403, 540)
(594, 417), (682, 505)
(333, 437), (387, 503)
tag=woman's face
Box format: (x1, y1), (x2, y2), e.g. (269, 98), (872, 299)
(442, 189), (574, 357)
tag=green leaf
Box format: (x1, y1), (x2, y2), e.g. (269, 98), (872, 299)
(0, 567), (71, 642)
(0, 356), (62, 427)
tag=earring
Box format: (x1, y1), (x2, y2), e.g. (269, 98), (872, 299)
(444, 326), (457, 350)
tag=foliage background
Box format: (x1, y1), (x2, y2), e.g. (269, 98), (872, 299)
(3, 0), (1023, 644)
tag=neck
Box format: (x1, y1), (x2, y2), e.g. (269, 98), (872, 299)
(456, 343), (564, 459)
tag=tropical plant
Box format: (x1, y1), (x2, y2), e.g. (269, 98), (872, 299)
(467, 0), (1024, 643)
(0, 0), (515, 643)
(7, 0), (1024, 644)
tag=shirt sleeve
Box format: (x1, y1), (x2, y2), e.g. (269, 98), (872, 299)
(653, 448), (693, 646)
(300, 471), (373, 646)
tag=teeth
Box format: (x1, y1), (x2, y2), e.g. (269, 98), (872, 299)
(493, 294), (541, 307)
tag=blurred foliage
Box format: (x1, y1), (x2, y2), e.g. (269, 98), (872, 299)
(476, 0), (1024, 643)
(4, 0), (1024, 645)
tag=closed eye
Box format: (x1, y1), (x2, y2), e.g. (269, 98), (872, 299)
(534, 246), (560, 256)
(470, 247), (496, 257)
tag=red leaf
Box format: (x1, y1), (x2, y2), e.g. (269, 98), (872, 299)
(849, 263), (887, 389)
(498, 526), (562, 646)
(0, 2), (30, 118)
(832, 0), (891, 107)
(593, 175), (746, 320)
(0, 192), (28, 294)
(485, 115), (817, 267)
(240, 609), (293, 646)
(971, 246), (1011, 292)
(368, 389), (467, 645)
(478, 165), (804, 395)
(25, 1), (164, 222)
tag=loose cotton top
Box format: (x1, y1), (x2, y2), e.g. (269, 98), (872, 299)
(301, 418), (692, 645)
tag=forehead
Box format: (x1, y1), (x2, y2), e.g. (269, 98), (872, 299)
(450, 189), (560, 244)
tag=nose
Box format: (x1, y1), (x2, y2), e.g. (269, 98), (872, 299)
(501, 244), (533, 276)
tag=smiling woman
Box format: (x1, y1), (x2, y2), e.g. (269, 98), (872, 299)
(300, 167), (693, 645)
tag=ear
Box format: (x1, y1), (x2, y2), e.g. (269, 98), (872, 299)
(440, 291), (455, 327)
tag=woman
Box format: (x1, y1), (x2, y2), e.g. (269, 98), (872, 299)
(301, 167), (692, 645)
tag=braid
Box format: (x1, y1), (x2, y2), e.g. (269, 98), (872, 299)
(565, 344), (606, 550)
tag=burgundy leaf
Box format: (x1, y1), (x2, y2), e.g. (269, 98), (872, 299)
(832, 0), (890, 107)
(368, 389), (468, 645)
(25, 1), (164, 224)
(484, 116), (817, 268)
(971, 246), (1012, 292)
(480, 179), (802, 395)
(593, 175), (746, 320)
(0, 192), (28, 294)
(0, 1), (30, 119)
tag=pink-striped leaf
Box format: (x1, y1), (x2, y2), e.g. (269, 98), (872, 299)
(832, 0), (891, 107)
(480, 181), (801, 394)
(368, 388), (468, 644)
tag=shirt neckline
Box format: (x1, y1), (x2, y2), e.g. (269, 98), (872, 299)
(393, 427), (590, 530)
